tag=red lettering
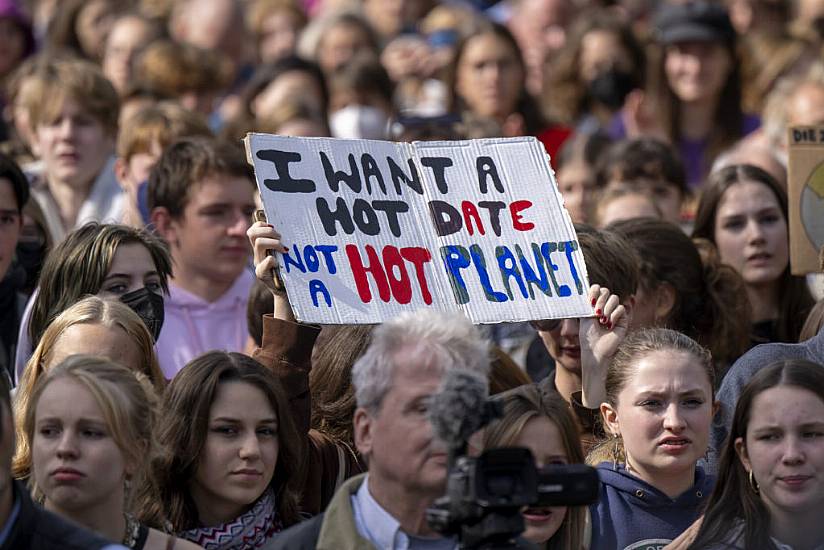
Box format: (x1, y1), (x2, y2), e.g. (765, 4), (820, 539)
(382, 246), (412, 304)
(461, 200), (485, 236)
(400, 247), (433, 304)
(346, 245), (433, 305)
(510, 200), (534, 231)
(345, 244), (390, 303)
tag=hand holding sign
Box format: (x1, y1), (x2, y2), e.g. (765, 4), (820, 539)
(580, 285), (630, 409)
(247, 220), (294, 322)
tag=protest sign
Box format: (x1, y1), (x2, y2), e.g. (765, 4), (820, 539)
(244, 134), (592, 324)
(787, 126), (824, 275)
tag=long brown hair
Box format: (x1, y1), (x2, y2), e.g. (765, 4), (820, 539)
(483, 385), (586, 550)
(543, 9), (645, 125)
(688, 360), (824, 549)
(651, 30), (744, 174)
(137, 352), (303, 530)
(450, 22), (548, 135)
(309, 324), (374, 449)
(692, 164), (814, 343)
(609, 217), (751, 366)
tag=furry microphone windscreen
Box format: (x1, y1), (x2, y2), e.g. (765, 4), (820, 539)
(428, 368), (489, 452)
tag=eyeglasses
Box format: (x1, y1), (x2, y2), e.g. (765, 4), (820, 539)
(529, 318), (562, 332)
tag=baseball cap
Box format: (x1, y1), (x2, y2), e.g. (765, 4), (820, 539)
(654, 2), (736, 46)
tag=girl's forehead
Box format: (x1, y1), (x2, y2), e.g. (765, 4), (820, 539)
(622, 350), (712, 392)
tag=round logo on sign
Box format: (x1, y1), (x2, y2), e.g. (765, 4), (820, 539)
(801, 161), (824, 251)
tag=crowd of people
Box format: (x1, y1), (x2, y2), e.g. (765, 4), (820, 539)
(1, 0), (824, 549)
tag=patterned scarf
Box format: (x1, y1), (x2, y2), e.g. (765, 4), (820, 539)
(179, 490), (282, 549)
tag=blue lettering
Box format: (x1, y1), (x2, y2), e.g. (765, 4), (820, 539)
(495, 245), (528, 300)
(470, 244), (508, 302)
(440, 245), (471, 305)
(309, 279), (332, 307)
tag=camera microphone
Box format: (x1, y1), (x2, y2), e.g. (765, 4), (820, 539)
(428, 369), (499, 458)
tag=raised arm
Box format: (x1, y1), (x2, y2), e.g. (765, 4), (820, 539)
(248, 220), (293, 322)
(579, 285), (630, 409)
(248, 220), (319, 436)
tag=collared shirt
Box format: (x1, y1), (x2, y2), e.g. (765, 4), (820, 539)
(351, 475), (456, 550)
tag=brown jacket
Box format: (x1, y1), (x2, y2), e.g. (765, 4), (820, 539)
(253, 316), (365, 515)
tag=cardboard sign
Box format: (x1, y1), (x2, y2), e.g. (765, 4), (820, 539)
(244, 134), (591, 324)
(788, 126), (824, 275)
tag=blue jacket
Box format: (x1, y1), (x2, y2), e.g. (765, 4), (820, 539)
(590, 463), (713, 550)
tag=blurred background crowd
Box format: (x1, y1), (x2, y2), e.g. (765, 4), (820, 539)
(2, 1), (824, 549)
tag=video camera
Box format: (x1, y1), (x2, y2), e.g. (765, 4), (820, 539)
(426, 370), (600, 550)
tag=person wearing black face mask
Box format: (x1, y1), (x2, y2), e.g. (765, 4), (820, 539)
(14, 221), (48, 297)
(587, 67), (638, 113)
(13, 223), (173, 384)
(543, 11), (645, 134)
(119, 286), (165, 342)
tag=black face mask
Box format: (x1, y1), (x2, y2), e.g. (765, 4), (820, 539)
(587, 68), (638, 111)
(120, 287), (164, 341)
(15, 240), (46, 292)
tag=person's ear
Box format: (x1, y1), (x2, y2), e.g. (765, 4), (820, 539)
(114, 157), (129, 189)
(654, 282), (676, 322)
(712, 400), (721, 417)
(600, 402), (620, 437)
(353, 407), (375, 459)
(151, 207), (176, 243)
(734, 436), (751, 472)
(623, 294), (635, 322)
(29, 128), (42, 159)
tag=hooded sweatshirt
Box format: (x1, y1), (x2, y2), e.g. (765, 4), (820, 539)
(590, 462), (713, 550)
(155, 269), (254, 378)
(29, 158), (124, 245)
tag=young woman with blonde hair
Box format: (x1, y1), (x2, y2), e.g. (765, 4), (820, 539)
(13, 296), (165, 478)
(19, 355), (200, 549)
(579, 287), (717, 547)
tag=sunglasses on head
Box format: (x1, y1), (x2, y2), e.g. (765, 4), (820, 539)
(530, 318), (562, 332)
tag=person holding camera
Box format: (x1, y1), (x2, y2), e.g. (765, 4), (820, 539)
(580, 286), (717, 549)
(482, 384), (588, 549)
(266, 308), (490, 550)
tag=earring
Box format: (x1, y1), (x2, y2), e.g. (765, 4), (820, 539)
(748, 470), (760, 494)
(611, 435), (622, 470)
(123, 476), (133, 503)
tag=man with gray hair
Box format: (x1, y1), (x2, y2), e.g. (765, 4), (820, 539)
(268, 309), (490, 550)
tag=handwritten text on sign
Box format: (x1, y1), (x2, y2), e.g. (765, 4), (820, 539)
(245, 134), (591, 324)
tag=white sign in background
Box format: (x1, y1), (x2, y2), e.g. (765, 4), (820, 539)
(245, 134), (591, 324)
